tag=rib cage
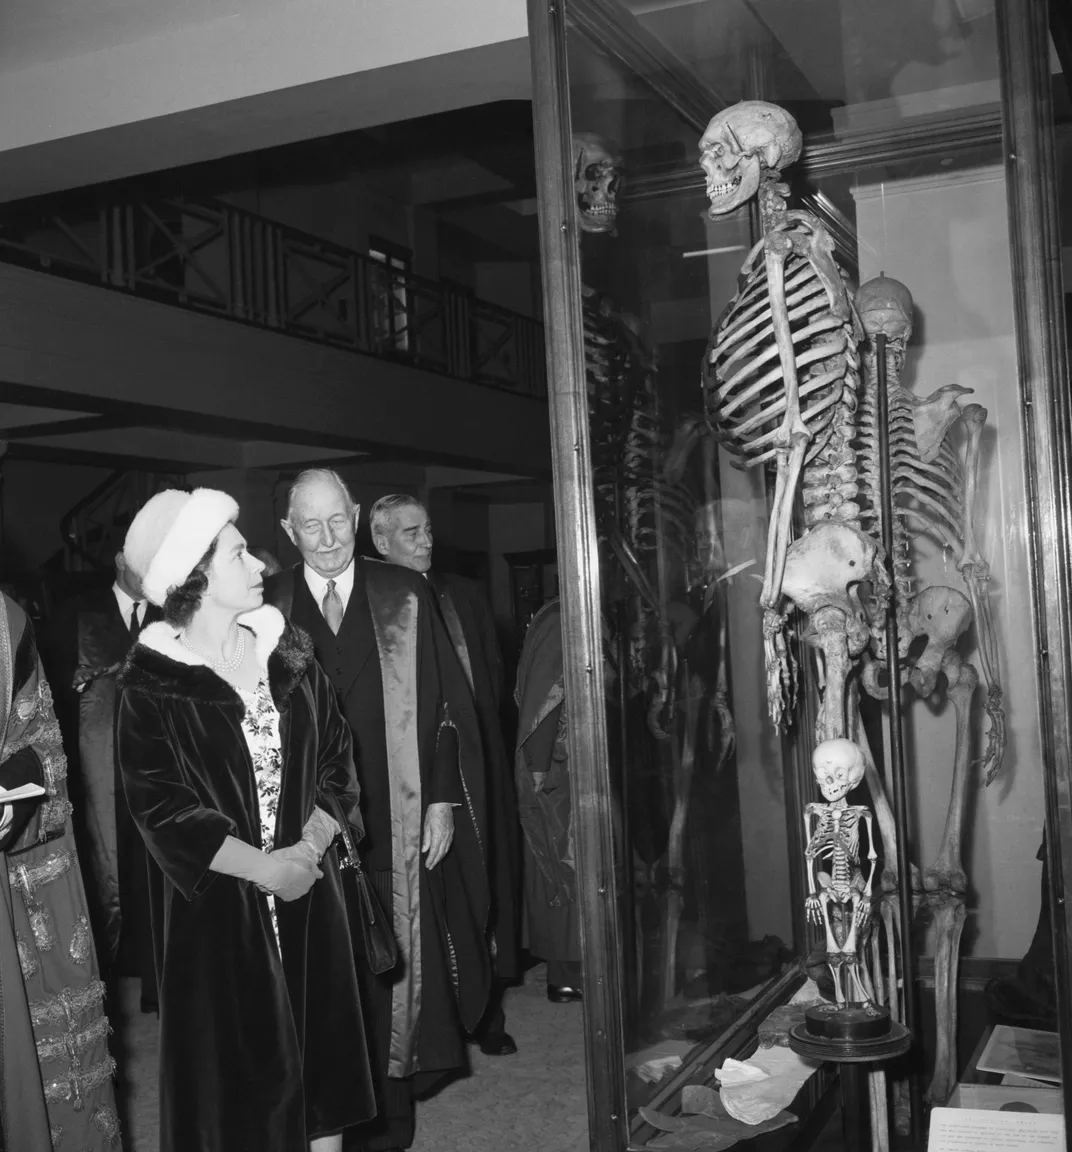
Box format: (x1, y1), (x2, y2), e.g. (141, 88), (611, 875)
(703, 231), (859, 473)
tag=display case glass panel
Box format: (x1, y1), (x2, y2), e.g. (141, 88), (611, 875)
(529, 0), (1072, 1147)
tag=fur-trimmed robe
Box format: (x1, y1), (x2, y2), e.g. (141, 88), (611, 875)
(117, 605), (375, 1152)
(0, 593), (119, 1152)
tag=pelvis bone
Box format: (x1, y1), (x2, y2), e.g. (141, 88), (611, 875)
(906, 586), (972, 699)
(782, 521), (883, 647)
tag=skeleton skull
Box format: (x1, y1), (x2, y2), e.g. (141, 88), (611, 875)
(812, 738), (866, 802)
(573, 133), (624, 234)
(855, 274), (914, 346)
(699, 101), (803, 216)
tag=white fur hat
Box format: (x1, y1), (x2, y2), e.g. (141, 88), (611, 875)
(123, 488), (239, 607)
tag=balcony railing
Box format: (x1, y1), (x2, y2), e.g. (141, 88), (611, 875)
(0, 195), (547, 399)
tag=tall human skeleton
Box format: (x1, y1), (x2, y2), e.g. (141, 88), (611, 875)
(700, 100), (1005, 1106)
(853, 273), (1004, 1103)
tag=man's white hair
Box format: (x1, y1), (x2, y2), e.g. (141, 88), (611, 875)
(369, 493), (427, 540)
(286, 468), (357, 525)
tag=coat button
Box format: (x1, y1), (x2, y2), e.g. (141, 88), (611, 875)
(336, 667), (343, 675)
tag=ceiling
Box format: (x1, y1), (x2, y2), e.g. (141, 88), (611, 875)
(0, 399), (367, 473)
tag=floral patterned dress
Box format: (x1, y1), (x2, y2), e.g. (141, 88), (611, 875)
(237, 677), (283, 943)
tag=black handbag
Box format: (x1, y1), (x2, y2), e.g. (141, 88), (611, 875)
(326, 794), (399, 975)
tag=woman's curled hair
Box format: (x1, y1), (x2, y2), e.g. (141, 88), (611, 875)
(163, 536), (220, 628)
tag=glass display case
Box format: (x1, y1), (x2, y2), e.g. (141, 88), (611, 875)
(525, 0), (1072, 1147)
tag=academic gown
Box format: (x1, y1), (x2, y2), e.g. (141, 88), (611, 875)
(429, 572), (520, 980)
(116, 606), (375, 1152)
(514, 599), (582, 967)
(265, 559), (491, 1083)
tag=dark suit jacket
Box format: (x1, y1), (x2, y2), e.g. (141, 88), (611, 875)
(264, 558), (492, 1064)
(47, 586), (159, 963)
(265, 561), (466, 869)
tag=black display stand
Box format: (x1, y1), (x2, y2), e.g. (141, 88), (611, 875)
(788, 1022), (911, 1152)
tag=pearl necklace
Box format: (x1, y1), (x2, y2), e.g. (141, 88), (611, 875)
(180, 627), (246, 674)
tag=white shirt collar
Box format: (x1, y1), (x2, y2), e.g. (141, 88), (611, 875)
(112, 583), (142, 630)
(302, 559), (355, 614)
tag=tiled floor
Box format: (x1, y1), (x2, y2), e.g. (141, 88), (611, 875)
(111, 963), (590, 1152)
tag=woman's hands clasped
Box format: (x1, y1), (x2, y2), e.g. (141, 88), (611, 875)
(261, 849), (322, 902)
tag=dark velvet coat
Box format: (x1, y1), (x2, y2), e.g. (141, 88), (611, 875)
(265, 560), (491, 1079)
(430, 572), (520, 980)
(45, 586), (159, 972)
(116, 606), (375, 1152)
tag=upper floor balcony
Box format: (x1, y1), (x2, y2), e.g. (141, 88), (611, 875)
(0, 192), (546, 400)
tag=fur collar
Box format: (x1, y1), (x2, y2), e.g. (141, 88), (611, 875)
(120, 605), (314, 708)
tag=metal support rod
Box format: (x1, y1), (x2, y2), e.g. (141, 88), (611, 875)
(874, 332), (923, 1142)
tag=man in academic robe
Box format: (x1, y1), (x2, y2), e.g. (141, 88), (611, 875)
(370, 494), (521, 1056)
(46, 551), (159, 1007)
(514, 598), (584, 1001)
(264, 469), (490, 1152)
(0, 590), (120, 1151)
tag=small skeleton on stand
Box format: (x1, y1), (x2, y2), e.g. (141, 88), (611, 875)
(804, 738), (880, 1008)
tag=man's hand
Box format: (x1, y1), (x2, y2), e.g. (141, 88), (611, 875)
(422, 802), (455, 870)
(263, 851), (322, 901)
(532, 771), (548, 794)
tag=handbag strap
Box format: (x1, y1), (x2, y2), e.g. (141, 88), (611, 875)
(324, 793), (363, 875)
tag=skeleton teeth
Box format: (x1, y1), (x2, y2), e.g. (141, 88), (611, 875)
(706, 173), (743, 199)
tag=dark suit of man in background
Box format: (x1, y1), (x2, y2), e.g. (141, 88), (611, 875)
(371, 494), (521, 1056)
(265, 469), (490, 1152)
(47, 551), (159, 1005)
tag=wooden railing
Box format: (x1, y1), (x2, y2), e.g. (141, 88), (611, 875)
(0, 195), (547, 398)
(60, 470), (185, 571)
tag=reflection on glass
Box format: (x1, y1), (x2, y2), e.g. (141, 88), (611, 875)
(559, 0), (1061, 1140)
(566, 32), (798, 1125)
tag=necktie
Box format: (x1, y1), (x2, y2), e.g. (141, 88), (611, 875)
(322, 580), (344, 635)
(129, 602), (143, 640)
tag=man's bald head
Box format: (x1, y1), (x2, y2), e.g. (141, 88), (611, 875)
(282, 469), (360, 579)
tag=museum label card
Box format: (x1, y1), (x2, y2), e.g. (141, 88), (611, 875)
(976, 1025), (1061, 1083)
(928, 1107), (1064, 1151)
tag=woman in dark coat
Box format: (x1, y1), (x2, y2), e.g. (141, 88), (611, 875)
(116, 488), (374, 1152)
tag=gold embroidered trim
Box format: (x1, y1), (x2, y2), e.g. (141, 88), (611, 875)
(92, 1104), (122, 1144)
(16, 932), (39, 978)
(43, 1055), (116, 1110)
(10, 851), (72, 898)
(36, 1015), (110, 1064)
(40, 797), (74, 839)
(30, 981), (107, 1028)
(68, 916), (93, 966)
